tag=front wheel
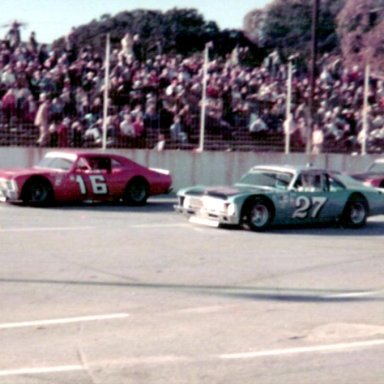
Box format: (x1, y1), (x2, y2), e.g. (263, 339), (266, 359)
(243, 198), (273, 232)
(124, 178), (149, 205)
(341, 197), (368, 228)
(22, 179), (53, 206)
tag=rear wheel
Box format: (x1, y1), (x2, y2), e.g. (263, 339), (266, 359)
(341, 196), (368, 228)
(22, 178), (53, 206)
(244, 198), (273, 232)
(124, 178), (149, 205)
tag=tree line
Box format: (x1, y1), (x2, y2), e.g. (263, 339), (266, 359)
(52, 8), (265, 65)
(244, 0), (384, 73)
(52, 1), (384, 73)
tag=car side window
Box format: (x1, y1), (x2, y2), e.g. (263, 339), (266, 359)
(88, 157), (111, 173)
(111, 159), (124, 171)
(76, 158), (91, 171)
(294, 173), (326, 192)
(328, 175), (345, 192)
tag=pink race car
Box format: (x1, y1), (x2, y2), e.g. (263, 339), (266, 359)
(351, 158), (384, 190)
(0, 150), (172, 206)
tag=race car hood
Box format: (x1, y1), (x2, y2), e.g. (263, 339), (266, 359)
(204, 184), (271, 198)
(204, 186), (241, 198)
(0, 167), (50, 179)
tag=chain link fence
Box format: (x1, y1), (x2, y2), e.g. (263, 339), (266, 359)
(2, 112), (381, 153)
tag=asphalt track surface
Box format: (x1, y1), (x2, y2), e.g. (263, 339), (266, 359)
(1, 196), (384, 384)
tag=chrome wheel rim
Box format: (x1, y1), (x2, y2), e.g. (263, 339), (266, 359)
(128, 183), (146, 202)
(350, 203), (366, 224)
(30, 184), (48, 203)
(250, 204), (269, 227)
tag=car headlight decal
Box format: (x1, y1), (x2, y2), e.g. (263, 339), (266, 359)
(0, 178), (17, 192)
(225, 203), (236, 216)
(7, 180), (18, 192)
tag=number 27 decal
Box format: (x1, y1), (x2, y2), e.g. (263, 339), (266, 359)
(292, 196), (327, 219)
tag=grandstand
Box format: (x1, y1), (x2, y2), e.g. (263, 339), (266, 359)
(1, 24), (384, 154)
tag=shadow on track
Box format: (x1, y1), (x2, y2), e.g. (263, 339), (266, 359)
(4, 196), (178, 214)
(217, 219), (384, 237)
(1, 277), (383, 304)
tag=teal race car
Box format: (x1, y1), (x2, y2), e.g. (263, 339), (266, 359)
(175, 165), (384, 231)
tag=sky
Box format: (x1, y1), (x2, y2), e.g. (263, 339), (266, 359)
(1, 0), (272, 44)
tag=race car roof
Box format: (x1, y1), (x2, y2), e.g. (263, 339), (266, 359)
(250, 164), (327, 174)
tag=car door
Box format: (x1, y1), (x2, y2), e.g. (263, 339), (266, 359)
(83, 156), (135, 201)
(285, 172), (337, 225)
(59, 156), (109, 202)
(80, 157), (115, 201)
(79, 170), (110, 201)
(48, 159), (88, 202)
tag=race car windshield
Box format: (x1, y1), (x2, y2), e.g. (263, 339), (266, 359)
(368, 162), (384, 172)
(238, 170), (293, 189)
(36, 156), (74, 171)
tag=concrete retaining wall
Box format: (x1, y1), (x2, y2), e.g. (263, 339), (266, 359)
(0, 147), (380, 191)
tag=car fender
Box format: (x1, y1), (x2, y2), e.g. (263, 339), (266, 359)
(239, 194), (276, 223)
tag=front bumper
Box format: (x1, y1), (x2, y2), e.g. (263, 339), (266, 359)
(174, 195), (241, 226)
(0, 179), (19, 202)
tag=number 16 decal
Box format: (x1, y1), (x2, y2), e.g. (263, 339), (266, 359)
(75, 175), (108, 195)
(293, 196), (327, 219)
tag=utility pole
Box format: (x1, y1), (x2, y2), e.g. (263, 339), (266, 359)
(198, 42), (211, 152)
(285, 58), (294, 154)
(307, 0), (320, 154)
(102, 33), (111, 150)
(361, 64), (370, 155)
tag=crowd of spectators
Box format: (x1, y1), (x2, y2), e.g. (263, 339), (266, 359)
(1, 21), (384, 153)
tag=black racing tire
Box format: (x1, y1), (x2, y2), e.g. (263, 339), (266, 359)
(243, 197), (273, 232)
(340, 195), (368, 229)
(123, 178), (149, 206)
(22, 178), (54, 207)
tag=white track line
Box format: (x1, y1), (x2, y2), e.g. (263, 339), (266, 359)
(130, 223), (189, 228)
(0, 365), (84, 377)
(324, 290), (384, 299)
(1, 339), (384, 377)
(0, 313), (130, 329)
(220, 339), (384, 360)
(0, 226), (94, 232)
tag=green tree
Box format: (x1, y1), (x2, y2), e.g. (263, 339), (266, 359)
(52, 8), (257, 63)
(243, 9), (266, 45)
(337, 0), (384, 73)
(245, 0), (345, 60)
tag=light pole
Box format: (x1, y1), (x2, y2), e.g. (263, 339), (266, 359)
(102, 33), (111, 150)
(361, 64), (370, 155)
(198, 42), (211, 152)
(285, 56), (294, 154)
(307, 0), (320, 154)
